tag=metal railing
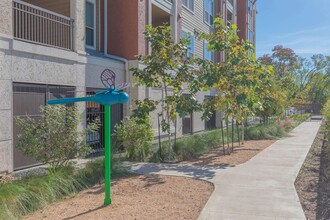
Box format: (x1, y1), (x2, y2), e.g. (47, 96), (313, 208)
(13, 0), (74, 50)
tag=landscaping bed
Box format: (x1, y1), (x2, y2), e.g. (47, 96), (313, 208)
(178, 140), (276, 166)
(295, 121), (330, 220)
(24, 174), (213, 220)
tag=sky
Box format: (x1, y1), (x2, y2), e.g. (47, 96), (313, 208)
(256, 0), (330, 58)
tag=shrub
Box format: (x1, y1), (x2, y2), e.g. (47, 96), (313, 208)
(172, 130), (222, 161)
(114, 116), (154, 161)
(245, 123), (286, 140)
(15, 105), (99, 172)
(0, 157), (130, 219)
(0, 166), (84, 219)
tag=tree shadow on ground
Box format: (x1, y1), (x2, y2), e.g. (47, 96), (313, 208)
(140, 174), (166, 187)
(131, 162), (223, 180)
(63, 205), (106, 220)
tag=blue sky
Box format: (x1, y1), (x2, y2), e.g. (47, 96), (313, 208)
(256, 0), (330, 58)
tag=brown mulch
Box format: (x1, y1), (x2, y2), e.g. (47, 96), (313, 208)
(24, 140), (275, 220)
(25, 175), (214, 220)
(179, 140), (276, 167)
(295, 121), (330, 220)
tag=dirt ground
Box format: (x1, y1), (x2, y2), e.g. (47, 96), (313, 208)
(295, 122), (330, 220)
(25, 174), (213, 220)
(24, 140), (275, 220)
(179, 140), (276, 166)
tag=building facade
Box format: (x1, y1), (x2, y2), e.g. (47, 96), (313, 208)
(237, 0), (257, 48)
(0, 0), (256, 174)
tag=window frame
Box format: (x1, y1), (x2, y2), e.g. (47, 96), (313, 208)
(204, 0), (214, 26)
(85, 0), (96, 49)
(203, 41), (214, 62)
(182, 30), (194, 58)
(248, 29), (254, 42)
(182, 0), (194, 13)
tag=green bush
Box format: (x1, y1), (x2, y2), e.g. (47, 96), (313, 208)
(15, 105), (99, 172)
(114, 116), (154, 162)
(245, 123), (287, 140)
(290, 113), (311, 124)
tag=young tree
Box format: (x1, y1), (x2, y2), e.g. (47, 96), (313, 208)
(130, 25), (201, 160)
(198, 18), (269, 149)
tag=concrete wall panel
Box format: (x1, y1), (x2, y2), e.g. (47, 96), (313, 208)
(0, 141), (12, 174)
(0, 0), (12, 36)
(0, 110), (12, 141)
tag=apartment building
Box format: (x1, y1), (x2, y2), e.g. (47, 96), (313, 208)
(0, 0), (128, 173)
(107, 0), (237, 138)
(0, 0), (253, 174)
(237, 0), (257, 48)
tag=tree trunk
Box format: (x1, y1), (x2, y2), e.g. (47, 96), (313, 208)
(231, 118), (234, 153)
(157, 115), (162, 161)
(174, 119), (177, 147)
(164, 85), (171, 161)
(241, 121), (245, 145)
(221, 119), (225, 155)
(237, 121), (240, 147)
(226, 119), (230, 154)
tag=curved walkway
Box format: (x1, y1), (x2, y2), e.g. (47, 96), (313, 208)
(130, 120), (321, 220)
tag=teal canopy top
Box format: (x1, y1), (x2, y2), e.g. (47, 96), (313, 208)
(47, 89), (129, 106)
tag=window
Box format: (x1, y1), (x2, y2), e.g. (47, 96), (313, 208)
(85, 0), (95, 48)
(13, 83), (75, 170)
(183, 0), (194, 12)
(248, 0), (253, 13)
(227, 10), (233, 26)
(182, 31), (194, 57)
(204, 0), (214, 25)
(204, 42), (213, 61)
(248, 29), (254, 42)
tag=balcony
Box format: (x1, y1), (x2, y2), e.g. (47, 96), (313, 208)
(152, 0), (174, 14)
(227, 0), (234, 12)
(13, 0), (74, 50)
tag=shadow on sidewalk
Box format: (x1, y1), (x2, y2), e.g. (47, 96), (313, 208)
(130, 162), (233, 180)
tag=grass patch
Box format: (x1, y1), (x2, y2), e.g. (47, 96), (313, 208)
(0, 158), (130, 219)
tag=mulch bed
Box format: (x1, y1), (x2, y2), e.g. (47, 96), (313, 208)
(295, 122), (330, 220)
(179, 140), (276, 167)
(25, 174), (214, 220)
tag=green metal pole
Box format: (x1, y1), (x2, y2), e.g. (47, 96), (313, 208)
(104, 105), (112, 205)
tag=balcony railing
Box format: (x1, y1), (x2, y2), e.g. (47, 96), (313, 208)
(13, 0), (74, 50)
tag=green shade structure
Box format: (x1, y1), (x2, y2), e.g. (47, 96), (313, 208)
(48, 69), (129, 206)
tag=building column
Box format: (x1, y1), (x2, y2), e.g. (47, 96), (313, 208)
(71, 0), (86, 53)
(0, 0), (13, 37)
(0, 46), (13, 174)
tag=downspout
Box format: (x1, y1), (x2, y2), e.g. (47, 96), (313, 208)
(103, 0), (130, 116)
(173, 0), (178, 43)
(148, 0), (152, 54)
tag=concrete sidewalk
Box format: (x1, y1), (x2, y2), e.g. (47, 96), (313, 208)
(130, 120), (321, 220)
